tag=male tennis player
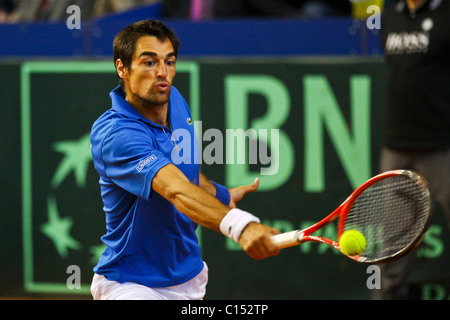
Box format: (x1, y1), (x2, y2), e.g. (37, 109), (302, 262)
(89, 19), (279, 300)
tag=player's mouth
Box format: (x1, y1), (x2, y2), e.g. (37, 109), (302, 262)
(155, 81), (170, 92)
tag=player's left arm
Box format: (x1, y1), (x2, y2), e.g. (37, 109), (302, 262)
(152, 164), (279, 260)
(198, 172), (217, 196)
(198, 172), (260, 208)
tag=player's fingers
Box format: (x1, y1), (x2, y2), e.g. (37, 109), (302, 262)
(246, 234), (279, 260)
(239, 223), (279, 259)
(232, 178), (259, 196)
(262, 234), (280, 257)
(242, 177), (259, 194)
(229, 178), (260, 207)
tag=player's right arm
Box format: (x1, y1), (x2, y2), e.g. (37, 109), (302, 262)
(97, 123), (278, 260)
(152, 163), (279, 260)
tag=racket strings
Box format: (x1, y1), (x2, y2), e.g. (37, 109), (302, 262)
(343, 175), (430, 262)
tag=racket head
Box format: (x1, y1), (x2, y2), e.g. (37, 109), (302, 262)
(337, 170), (431, 263)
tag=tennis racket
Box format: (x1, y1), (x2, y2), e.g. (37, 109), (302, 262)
(271, 170), (431, 263)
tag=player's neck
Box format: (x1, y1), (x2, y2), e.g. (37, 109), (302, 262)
(406, 0), (428, 12)
(127, 93), (169, 127)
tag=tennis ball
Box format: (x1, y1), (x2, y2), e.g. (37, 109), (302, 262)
(339, 230), (366, 256)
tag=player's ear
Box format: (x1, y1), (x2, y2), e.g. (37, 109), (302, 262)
(115, 59), (129, 81)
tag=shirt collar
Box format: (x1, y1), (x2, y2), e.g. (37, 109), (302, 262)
(110, 86), (143, 121)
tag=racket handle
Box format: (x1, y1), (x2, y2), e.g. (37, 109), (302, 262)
(271, 230), (302, 249)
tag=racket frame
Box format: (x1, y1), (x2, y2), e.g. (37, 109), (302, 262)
(271, 170), (431, 263)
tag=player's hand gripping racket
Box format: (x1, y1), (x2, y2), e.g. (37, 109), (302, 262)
(271, 170), (431, 263)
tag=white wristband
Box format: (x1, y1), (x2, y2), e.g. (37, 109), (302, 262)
(219, 208), (260, 242)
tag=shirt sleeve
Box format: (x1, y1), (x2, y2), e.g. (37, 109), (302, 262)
(101, 123), (171, 200)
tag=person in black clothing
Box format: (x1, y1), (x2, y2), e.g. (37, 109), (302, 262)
(375, 0), (450, 299)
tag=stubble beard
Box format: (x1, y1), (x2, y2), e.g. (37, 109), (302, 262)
(135, 84), (171, 109)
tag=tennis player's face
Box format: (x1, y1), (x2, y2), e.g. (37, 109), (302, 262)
(124, 36), (176, 108)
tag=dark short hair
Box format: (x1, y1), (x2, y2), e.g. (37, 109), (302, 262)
(113, 19), (180, 86)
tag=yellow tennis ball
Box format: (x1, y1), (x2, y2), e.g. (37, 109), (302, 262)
(339, 230), (366, 256)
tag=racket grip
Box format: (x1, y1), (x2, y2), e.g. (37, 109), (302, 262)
(271, 230), (302, 249)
